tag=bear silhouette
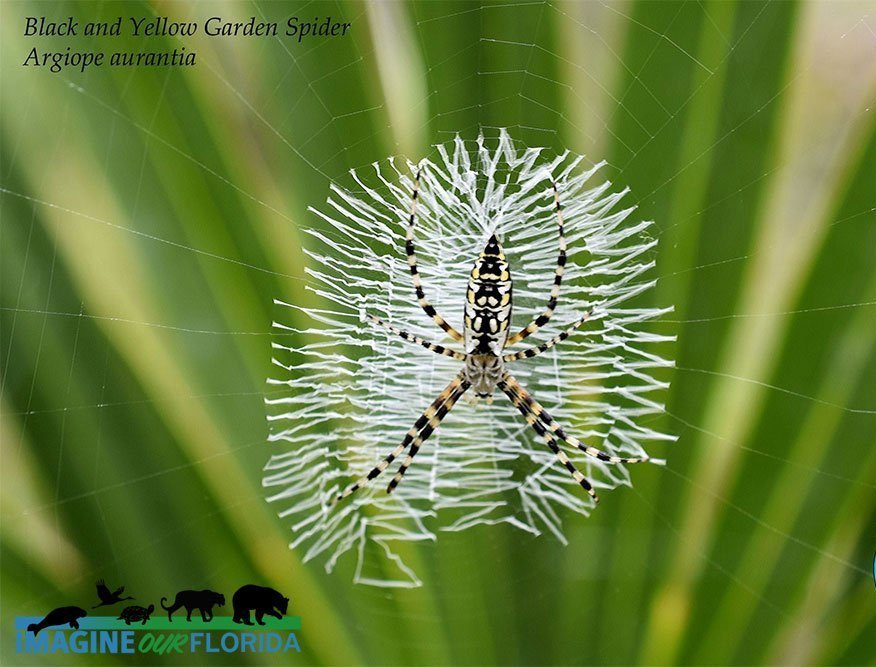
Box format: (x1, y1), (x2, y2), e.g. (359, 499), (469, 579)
(28, 606), (87, 635)
(231, 585), (288, 626)
(161, 590), (225, 622)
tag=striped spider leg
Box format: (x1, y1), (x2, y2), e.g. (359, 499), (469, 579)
(334, 178), (661, 505)
(405, 168), (464, 343)
(498, 373), (660, 504)
(505, 181), (567, 346)
(363, 313), (465, 362)
(333, 371), (470, 503)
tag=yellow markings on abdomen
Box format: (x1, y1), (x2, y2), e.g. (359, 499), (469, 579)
(465, 240), (513, 354)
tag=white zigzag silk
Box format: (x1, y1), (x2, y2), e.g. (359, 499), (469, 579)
(264, 130), (676, 587)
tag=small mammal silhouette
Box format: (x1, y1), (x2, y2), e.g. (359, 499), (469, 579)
(118, 604), (154, 625)
(161, 590), (225, 622)
(28, 606), (87, 635)
(231, 585), (288, 626)
(93, 579), (134, 608)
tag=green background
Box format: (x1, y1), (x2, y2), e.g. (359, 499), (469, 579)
(2, 1), (875, 664)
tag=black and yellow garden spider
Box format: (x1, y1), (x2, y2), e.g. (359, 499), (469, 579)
(335, 168), (662, 505)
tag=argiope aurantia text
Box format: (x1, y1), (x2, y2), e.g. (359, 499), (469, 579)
(334, 168), (664, 505)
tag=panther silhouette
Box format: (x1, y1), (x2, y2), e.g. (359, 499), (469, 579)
(160, 590), (225, 622)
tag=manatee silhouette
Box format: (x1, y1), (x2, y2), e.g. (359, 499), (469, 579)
(28, 606), (87, 635)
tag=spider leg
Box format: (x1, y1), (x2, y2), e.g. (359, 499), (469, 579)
(365, 313), (465, 361)
(503, 312), (590, 362)
(498, 373), (598, 503)
(334, 372), (470, 504)
(406, 168), (464, 342)
(506, 181), (566, 346)
(387, 375), (469, 493)
(501, 373), (659, 465)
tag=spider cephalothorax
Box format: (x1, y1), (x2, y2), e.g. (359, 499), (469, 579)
(464, 353), (504, 399)
(334, 169), (663, 505)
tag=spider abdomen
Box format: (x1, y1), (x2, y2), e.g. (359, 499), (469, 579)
(464, 234), (512, 356)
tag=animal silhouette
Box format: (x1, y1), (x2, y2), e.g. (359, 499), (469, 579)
(231, 585), (288, 626)
(118, 604), (154, 625)
(28, 606), (87, 635)
(92, 579), (134, 608)
(161, 590), (225, 622)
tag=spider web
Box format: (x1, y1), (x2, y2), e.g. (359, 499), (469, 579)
(264, 131), (675, 585)
(2, 0), (876, 664)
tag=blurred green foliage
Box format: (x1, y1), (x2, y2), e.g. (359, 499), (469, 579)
(2, 1), (875, 664)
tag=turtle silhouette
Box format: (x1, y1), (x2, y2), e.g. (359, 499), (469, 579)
(92, 579), (134, 608)
(118, 604), (154, 625)
(28, 606), (87, 635)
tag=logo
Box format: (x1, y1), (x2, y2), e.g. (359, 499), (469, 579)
(15, 581), (301, 655)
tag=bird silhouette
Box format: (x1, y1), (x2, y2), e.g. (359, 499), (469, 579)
(92, 580), (134, 608)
